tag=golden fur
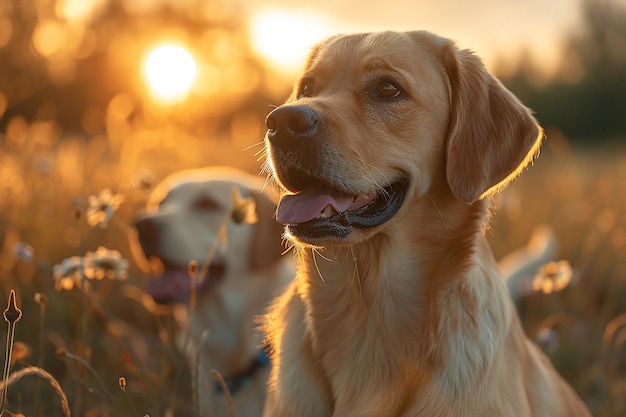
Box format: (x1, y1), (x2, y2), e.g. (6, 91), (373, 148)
(261, 31), (591, 416)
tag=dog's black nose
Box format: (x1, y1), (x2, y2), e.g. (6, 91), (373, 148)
(134, 216), (161, 256)
(265, 105), (320, 150)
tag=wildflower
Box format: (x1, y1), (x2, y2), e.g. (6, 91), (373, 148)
(84, 247), (129, 281)
(12, 242), (34, 262)
(86, 188), (125, 228)
(230, 187), (258, 225)
(53, 256), (86, 291)
(531, 260), (574, 294)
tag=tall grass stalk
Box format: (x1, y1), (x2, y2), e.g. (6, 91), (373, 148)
(172, 214), (230, 414)
(35, 293), (47, 417)
(601, 313), (626, 417)
(56, 348), (115, 406)
(73, 206), (88, 417)
(211, 369), (236, 417)
(0, 290), (22, 415)
(80, 282), (149, 381)
(118, 377), (140, 417)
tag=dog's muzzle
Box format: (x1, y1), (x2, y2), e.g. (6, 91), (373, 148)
(134, 214), (226, 304)
(265, 105), (409, 243)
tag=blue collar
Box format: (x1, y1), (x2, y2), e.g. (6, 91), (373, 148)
(215, 348), (270, 395)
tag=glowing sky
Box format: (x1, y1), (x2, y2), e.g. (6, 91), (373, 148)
(243, 0), (604, 75)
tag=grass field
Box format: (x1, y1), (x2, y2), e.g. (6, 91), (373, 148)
(0, 118), (624, 416)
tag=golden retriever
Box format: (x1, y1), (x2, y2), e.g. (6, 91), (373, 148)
(133, 167), (293, 417)
(261, 31), (591, 417)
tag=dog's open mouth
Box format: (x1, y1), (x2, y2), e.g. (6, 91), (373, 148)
(276, 172), (409, 241)
(146, 261), (226, 305)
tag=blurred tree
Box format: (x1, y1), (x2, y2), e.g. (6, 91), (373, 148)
(499, 0), (626, 143)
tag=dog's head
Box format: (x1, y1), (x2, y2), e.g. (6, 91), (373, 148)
(132, 167), (285, 304)
(264, 31), (542, 247)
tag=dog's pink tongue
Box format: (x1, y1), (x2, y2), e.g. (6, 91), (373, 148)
(277, 187), (353, 224)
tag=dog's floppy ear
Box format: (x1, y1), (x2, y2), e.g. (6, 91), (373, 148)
(443, 44), (544, 204)
(249, 189), (285, 272)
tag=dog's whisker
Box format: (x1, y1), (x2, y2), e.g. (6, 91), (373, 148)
(312, 249), (327, 284)
(353, 157), (396, 202)
(348, 245), (363, 305)
(380, 187), (392, 203)
(256, 153), (271, 164)
(280, 238), (296, 257)
(341, 248), (354, 294)
(255, 149), (268, 164)
(259, 159), (273, 176)
(353, 153), (385, 189)
(313, 249), (333, 263)
(425, 191), (451, 235)
(258, 162), (271, 180)
(253, 147), (267, 158)
(336, 247), (351, 269)
(243, 141), (265, 152)
(281, 242), (296, 257)
(260, 171), (277, 195)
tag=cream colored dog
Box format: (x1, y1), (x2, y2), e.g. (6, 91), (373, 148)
(262, 31), (591, 416)
(133, 167), (293, 417)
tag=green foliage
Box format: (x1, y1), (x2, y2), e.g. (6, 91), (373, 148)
(499, 0), (626, 142)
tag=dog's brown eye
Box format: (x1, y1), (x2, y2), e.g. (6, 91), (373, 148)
(376, 81), (400, 98)
(299, 82), (314, 98)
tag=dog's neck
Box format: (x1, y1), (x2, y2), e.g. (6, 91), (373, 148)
(297, 194), (491, 311)
(293, 197), (512, 408)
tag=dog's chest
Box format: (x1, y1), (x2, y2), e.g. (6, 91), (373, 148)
(298, 248), (435, 407)
(295, 247), (514, 416)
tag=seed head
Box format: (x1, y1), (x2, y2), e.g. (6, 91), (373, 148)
(188, 260), (199, 278)
(119, 376), (127, 392)
(34, 292), (47, 306)
(4, 290), (22, 324)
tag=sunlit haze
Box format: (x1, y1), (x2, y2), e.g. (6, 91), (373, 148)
(245, 0), (593, 78)
(56, 0), (107, 21)
(250, 10), (337, 73)
(144, 44), (197, 102)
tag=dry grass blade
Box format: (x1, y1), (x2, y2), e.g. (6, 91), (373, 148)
(0, 366), (71, 417)
(602, 313), (626, 376)
(55, 348), (115, 404)
(211, 369), (237, 417)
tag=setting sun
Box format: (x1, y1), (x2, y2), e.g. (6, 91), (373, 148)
(250, 10), (334, 73)
(144, 44), (197, 101)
